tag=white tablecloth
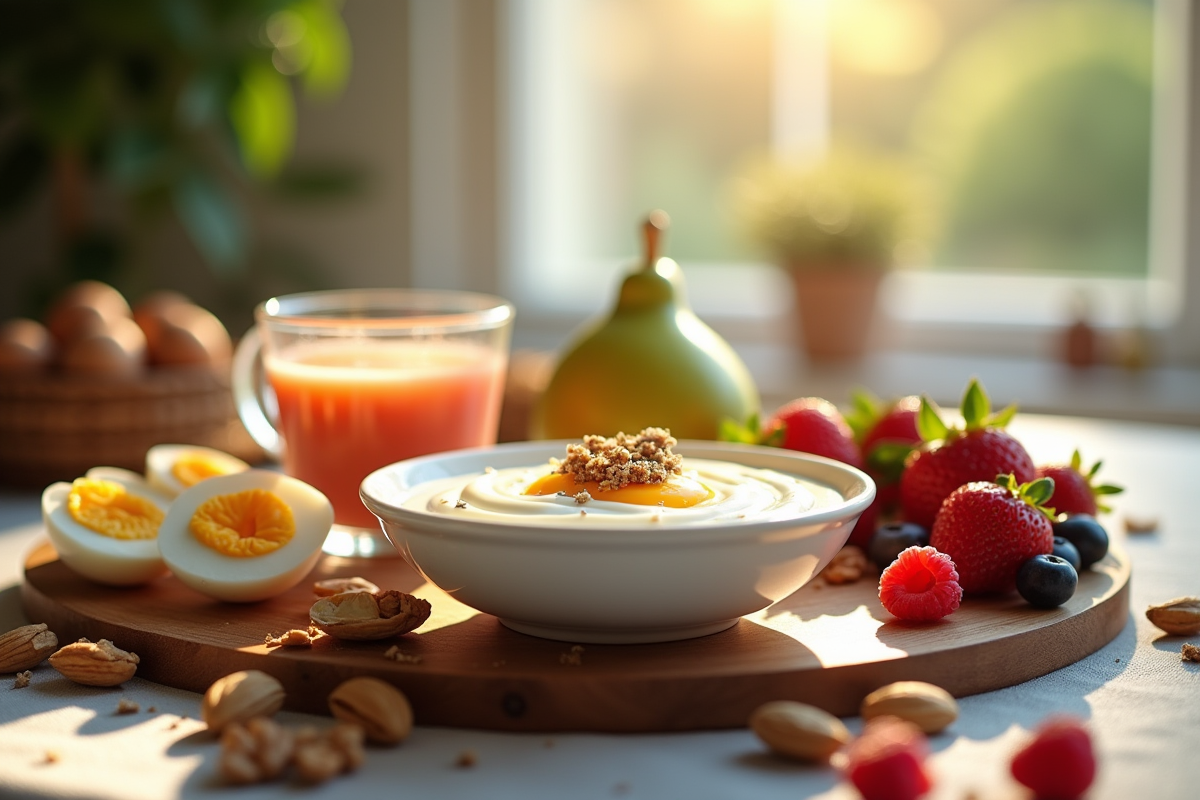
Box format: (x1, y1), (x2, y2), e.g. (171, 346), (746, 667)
(2, 415), (1198, 799)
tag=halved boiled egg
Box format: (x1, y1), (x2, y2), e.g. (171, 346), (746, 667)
(524, 472), (714, 508)
(146, 444), (250, 499)
(42, 473), (170, 586)
(157, 470), (333, 603)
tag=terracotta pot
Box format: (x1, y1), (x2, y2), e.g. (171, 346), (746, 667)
(788, 267), (885, 361)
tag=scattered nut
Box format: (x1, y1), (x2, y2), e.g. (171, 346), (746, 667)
(116, 698), (140, 715)
(313, 577), (380, 597)
(327, 676), (413, 745)
(202, 670), (285, 734)
(1146, 597), (1200, 636)
(861, 681), (958, 734)
(1123, 515), (1158, 535)
(218, 717), (294, 785)
(49, 638), (138, 687)
(310, 590), (432, 641)
(1183, 643), (1200, 663)
(14, 670), (32, 689)
(748, 700), (851, 762)
(0, 623), (59, 673)
(820, 546), (869, 585)
(264, 629), (315, 648)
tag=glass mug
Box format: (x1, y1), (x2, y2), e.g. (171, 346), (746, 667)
(232, 289), (514, 556)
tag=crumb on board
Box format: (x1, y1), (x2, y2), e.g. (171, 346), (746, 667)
(116, 698), (139, 715)
(557, 428), (682, 491)
(383, 645), (423, 665)
(1182, 643), (1200, 663)
(819, 545), (869, 585)
(560, 645), (585, 667)
(265, 629), (315, 648)
(13, 670), (31, 689)
(455, 749), (478, 768)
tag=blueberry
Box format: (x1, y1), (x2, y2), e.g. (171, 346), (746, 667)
(867, 521), (930, 571)
(1053, 515), (1109, 569)
(1051, 536), (1082, 573)
(1017, 554), (1079, 609)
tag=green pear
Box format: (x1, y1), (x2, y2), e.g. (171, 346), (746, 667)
(531, 213), (760, 440)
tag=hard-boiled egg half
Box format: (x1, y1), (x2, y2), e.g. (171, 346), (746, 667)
(42, 472), (170, 586)
(157, 470), (333, 603)
(146, 444), (250, 499)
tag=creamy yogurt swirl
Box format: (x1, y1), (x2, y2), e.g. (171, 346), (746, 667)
(403, 458), (843, 528)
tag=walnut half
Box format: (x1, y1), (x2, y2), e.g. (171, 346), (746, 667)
(309, 590), (432, 641)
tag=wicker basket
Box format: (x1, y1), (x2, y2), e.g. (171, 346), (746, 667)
(0, 367), (265, 488)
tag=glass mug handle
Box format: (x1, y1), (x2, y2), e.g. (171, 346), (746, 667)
(231, 328), (284, 460)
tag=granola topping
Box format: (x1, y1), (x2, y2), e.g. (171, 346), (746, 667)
(556, 428), (682, 491)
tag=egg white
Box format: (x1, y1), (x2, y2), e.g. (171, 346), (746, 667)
(86, 466), (173, 504)
(42, 478), (169, 586)
(145, 444), (250, 499)
(157, 470), (333, 603)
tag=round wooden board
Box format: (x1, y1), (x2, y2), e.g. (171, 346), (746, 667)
(22, 539), (1130, 733)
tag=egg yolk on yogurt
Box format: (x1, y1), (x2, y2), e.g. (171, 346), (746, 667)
(172, 454), (235, 488)
(190, 489), (295, 557)
(67, 478), (163, 540)
(524, 472), (714, 508)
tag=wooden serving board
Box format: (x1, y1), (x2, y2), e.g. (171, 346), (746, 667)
(22, 540), (1130, 733)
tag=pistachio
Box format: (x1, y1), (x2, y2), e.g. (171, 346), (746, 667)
(327, 676), (413, 745)
(49, 638), (138, 687)
(0, 623), (58, 673)
(1146, 597), (1200, 636)
(310, 590), (432, 641)
(748, 701), (851, 762)
(202, 670), (285, 733)
(860, 681), (958, 734)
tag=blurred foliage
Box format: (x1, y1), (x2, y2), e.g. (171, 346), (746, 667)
(911, 0), (1153, 276)
(729, 143), (926, 270)
(0, 0), (359, 309)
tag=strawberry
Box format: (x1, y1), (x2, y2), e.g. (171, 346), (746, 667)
(899, 380), (1036, 529)
(1010, 716), (1096, 800)
(1036, 449), (1123, 517)
(724, 398), (862, 468)
(928, 474), (1055, 595)
(845, 392), (923, 547)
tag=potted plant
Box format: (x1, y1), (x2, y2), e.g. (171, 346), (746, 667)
(731, 144), (921, 361)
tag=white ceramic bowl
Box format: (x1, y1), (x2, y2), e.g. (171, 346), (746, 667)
(360, 441), (874, 644)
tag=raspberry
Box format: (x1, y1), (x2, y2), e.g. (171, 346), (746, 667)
(1010, 716), (1096, 799)
(844, 716), (931, 800)
(878, 546), (962, 621)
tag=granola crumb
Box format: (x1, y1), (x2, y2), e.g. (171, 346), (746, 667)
(574, 491), (592, 505)
(44, 750), (60, 764)
(383, 645), (423, 664)
(13, 670), (31, 689)
(1182, 643), (1200, 663)
(820, 545), (869, 585)
(580, 509), (587, 517)
(280, 629), (314, 647)
(116, 698), (139, 715)
(147, 706), (157, 713)
(556, 428), (682, 491)
(560, 644), (585, 666)
(455, 749), (478, 768)
(455, 500), (468, 509)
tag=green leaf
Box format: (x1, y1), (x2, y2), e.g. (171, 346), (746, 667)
(173, 171), (247, 273)
(718, 416), (758, 445)
(1087, 458), (1103, 479)
(844, 388), (881, 442)
(961, 379), (990, 429)
(229, 61), (295, 177)
(866, 441), (915, 483)
(1070, 449), (1084, 472)
(1094, 484), (1124, 495)
(988, 403), (1018, 429)
(0, 132), (49, 216)
(292, 0), (351, 96)
(915, 396), (949, 442)
(1022, 476), (1056, 506)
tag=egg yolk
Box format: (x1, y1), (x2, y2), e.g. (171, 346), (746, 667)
(190, 489), (295, 557)
(172, 454), (234, 488)
(67, 478), (164, 540)
(524, 473), (713, 508)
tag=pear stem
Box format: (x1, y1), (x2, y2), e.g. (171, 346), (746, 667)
(642, 210), (670, 270)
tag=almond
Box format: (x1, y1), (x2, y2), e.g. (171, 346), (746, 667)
(202, 670), (285, 733)
(861, 681), (958, 734)
(49, 638), (139, 687)
(0, 624), (58, 673)
(310, 590), (432, 641)
(749, 701), (851, 762)
(328, 677), (413, 745)
(1146, 597), (1200, 636)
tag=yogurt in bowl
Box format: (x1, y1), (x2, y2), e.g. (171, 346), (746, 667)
(360, 436), (874, 644)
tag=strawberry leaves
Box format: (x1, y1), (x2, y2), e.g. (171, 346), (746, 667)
(996, 473), (1057, 519)
(718, 413), (784, 447)
(916, 379), (1019, 443)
